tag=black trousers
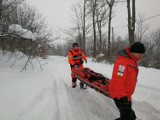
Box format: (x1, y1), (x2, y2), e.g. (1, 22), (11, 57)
(113, 98), (137, 120)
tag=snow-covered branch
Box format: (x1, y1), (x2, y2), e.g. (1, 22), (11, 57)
(8, 24), (38, 40)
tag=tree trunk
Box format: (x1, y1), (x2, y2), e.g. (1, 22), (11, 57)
(127, 0), (132, 46)
(92, 0), (97, 57)
(96, 11), (102, 53)
(99, 21), (102, 52)
(112, 27), (114, 52)
(93, 12), (96, 57)
(82, 0), (86, 53)
(131, 0), (136, 44)
(127, 0), (136, 46)
(0, 0), (4, 53)
(106, 0), (115, 58)
(0, 0), (2, 35)
(108, 6), (112, 57)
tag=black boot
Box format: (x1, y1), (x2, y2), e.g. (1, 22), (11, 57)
(79, 82), (87, 89)
(72, 78), (77, 88)
(72, 82), (77, 88)
(115, 118), (121, 120)
(80, 82), (84, 89)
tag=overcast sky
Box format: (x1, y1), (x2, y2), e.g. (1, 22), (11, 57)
(26, 0), (160, 39)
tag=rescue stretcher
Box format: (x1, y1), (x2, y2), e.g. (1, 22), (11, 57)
(72, 67), (111, 97)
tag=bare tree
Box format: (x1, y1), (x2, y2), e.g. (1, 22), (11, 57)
(63, 1), (91, 53)
(2, 2), (52, 70)
(68, 2), (84, 46)
(0, 0), (24, 34)
(0, 0), (25, 53)
(136, 14), (149, 42)
(96, 0), (108, 53)
(88, 0), (98, 57)
(105, 0), (118, 58)
(140, 29), (160, 69)
(82, 0), (87, 53)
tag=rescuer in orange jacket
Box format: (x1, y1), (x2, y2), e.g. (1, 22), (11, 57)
(109, 42), (145, 120)
(68, 43), (87, 88)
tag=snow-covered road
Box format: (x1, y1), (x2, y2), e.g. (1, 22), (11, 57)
(0, 55), (160, 120)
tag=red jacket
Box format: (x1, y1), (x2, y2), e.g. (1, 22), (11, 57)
(68, 48), (87, 66)
(109, 47), (139, 101)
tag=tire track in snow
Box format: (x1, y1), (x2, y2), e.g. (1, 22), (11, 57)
(51, 73), (83, 120)
(60, 76), (117, 120)
(16, 56), (160, 120)
(134, 101), (160, 120)
(53, 57), (160, 120)
(51, 63), (107, 120)
(51, 57), (118, 120)
(16, 80), (60, 120)
(133, 84), (160, 120)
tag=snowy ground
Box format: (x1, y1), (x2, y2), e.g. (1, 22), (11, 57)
(0, 53), (160, 120)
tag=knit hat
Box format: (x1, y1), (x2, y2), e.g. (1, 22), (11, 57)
(130, 42), (145, 54)
(72, 43), (79, 47)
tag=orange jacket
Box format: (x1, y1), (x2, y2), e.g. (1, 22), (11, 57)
(109, 47), (139, 101)
(68, 48), (87, 66)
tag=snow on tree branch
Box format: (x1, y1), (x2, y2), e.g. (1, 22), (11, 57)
(8, 24), (38, 40)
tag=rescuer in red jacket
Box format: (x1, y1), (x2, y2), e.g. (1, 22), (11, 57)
(109, 42), (145, 120)
(68, 43), (87, 88)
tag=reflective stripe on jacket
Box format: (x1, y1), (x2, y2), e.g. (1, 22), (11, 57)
(109, 47), (139, 101)
(68, 48), (87, 66)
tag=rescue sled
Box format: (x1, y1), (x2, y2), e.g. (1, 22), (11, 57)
(72, 67), (111, 97)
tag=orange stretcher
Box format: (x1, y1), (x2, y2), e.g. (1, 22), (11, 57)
(72, 67), (111, 97)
